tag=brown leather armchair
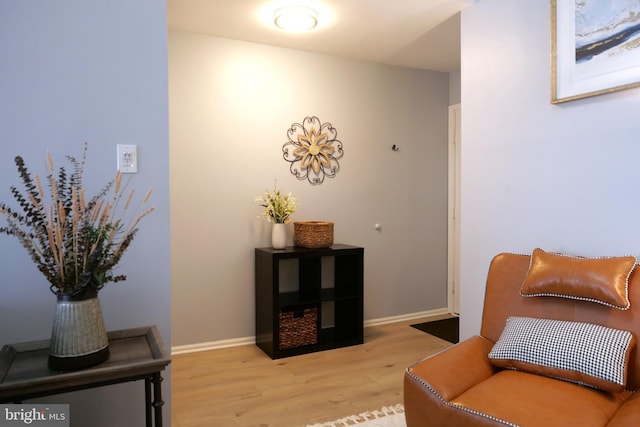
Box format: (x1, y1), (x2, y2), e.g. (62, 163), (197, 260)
(404, 251), (640, 427)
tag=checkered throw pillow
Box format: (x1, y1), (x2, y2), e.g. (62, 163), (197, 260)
(488, 316), (635, 392)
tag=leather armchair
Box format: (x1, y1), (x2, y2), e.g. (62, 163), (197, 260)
(404, 252), (640, 427)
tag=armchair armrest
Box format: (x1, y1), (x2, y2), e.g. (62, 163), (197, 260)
(406, 335), (497, 401)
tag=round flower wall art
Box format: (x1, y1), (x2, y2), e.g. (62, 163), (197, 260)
(282, 116), (344, 185)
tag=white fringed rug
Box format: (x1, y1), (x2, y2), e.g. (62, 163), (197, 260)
(305, 404), (406, 427)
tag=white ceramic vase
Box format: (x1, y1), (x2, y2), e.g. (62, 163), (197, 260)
(271, 223), (287, 249)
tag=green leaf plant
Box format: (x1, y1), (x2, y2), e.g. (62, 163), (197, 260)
(255, 181), (297, 224)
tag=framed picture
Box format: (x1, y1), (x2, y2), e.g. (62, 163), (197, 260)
(551, 0), (640, 103)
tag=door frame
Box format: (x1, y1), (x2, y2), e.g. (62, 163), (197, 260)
(447, 104), (461, 314)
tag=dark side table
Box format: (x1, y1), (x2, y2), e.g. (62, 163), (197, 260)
(255, 244), (364, 359)
(0, 326), (171, 427)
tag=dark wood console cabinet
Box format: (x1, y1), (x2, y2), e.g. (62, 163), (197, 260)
(255, 244), (364, 359)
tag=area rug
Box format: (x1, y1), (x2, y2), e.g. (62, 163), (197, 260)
(410, 316), (459, 344)
(305, 403), (406, 427)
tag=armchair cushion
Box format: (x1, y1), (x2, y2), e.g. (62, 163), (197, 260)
(451, 370), (632, 427)
(488, 316), (635, 392)
(608, 391), (640, 427)
(520, 248), (636, 310)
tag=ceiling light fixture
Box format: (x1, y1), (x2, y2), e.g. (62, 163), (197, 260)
(274, 6), (318, 32)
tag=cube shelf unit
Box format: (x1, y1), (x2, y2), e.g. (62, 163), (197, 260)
(255, 244), (364, 359)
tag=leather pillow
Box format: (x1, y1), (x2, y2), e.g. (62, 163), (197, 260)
(489, 316), (635, 392)
(520, 248), (636, 310)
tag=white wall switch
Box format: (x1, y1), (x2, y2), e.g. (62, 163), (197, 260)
(117, 144), (138, 173)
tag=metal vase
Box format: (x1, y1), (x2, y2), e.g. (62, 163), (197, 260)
(48, 290), (110, 370)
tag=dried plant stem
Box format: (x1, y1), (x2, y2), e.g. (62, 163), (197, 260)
(0, 144), (155, 295)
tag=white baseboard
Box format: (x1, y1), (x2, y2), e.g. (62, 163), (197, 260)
(171, 307), (450, 356)
(363, 307), (449, 327)
(171, 336), (256, 355)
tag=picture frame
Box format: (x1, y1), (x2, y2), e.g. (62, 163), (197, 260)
(551, 0), (640, 103)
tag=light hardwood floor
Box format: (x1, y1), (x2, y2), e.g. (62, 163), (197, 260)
(171, 316), (454, 427)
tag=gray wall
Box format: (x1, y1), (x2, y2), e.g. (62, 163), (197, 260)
(169, 32), (451, 347)
(460, 0), (640, 339)
(449, 70), (461, 104)
(0, 1), (171, 425)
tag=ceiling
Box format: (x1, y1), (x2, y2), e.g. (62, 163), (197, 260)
(167, 0), (474, 72)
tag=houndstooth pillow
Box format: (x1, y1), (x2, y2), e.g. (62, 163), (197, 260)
(488, 316), (635, 392)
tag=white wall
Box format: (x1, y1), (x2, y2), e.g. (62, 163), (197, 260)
(460, 0), (640, 339)
(169, 31), (451, 347)
(0, 1), (170, 425)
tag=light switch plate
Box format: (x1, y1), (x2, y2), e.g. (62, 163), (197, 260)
(117, 144), (138, 173)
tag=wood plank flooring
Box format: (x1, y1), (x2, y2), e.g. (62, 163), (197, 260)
(171, 316), (454, 427)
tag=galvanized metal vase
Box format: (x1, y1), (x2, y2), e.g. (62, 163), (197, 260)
(48, 290), (110, 370)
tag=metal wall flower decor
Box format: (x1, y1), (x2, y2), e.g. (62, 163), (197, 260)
(282, 116), (343, 185)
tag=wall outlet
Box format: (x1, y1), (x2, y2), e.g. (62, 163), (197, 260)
(117, 144), (138, 173)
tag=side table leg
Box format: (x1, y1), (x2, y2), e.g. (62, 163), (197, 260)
(151, 372), (165, 427)
(145, 377), (152, 427)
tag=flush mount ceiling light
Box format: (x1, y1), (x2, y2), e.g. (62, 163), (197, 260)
(274, 6), (318, 31)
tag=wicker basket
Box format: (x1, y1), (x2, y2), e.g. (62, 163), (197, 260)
(294, 221), (334, 248)
(279, 307), (318, 350)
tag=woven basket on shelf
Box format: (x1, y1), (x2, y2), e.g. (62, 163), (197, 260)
(294, 221), (334, 248)
(279, 307), (318, 350)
